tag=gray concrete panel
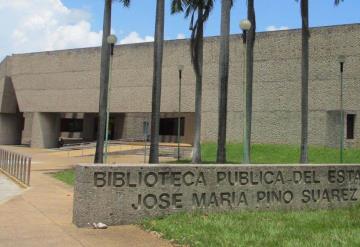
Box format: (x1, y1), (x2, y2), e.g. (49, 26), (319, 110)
(0, 113), (22, 145)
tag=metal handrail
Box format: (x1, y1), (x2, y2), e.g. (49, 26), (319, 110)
(0, 148), (31, 186)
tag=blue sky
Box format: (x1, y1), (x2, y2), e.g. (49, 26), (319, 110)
(63, 0), (360, 39)
(0, 0), (359, 60)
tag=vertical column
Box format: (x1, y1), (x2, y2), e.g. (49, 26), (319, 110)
(21, 112), (33, 145)
(31, 112), (60, 148)
(122, 113), (149, 140)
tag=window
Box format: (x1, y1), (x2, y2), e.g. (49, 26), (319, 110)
(61, 118), (83, 132)
(159, 118), (185, 136)
(347, 114), (356, 140)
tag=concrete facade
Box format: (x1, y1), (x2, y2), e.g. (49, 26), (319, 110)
(0, 58), (23, 145)
(0, 24), (359, 148)
(0, 113), (22, 145)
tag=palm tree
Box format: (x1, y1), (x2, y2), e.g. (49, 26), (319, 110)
(216, 0), (233, 164)
(94, 0), (130, 164)
(244, 0), (256, 163)
(171, 0), (214, 164)
(298, 0), (342, 164)
(149, 0), (165, 164)
(296, 0), (309, 164)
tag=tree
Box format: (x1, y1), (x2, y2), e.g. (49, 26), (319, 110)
(95, 0), (130, 163)
(297, 0), (309, 164)
(216, 0), (233, 164)
(243, 0), (256, 163)
(171, 0), (214, 164)
(298, 0), (342, 163)
(149, 0), (165, 164)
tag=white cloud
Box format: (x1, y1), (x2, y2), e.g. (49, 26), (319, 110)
(266, 25), (290, 32)
(119, 32), (154, 44)
(0, 0), (102, 59)
(176, 33), (185, 39)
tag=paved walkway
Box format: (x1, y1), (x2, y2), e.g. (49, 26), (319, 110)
(0, 173), (24, 204)
(0, 146), (172, 247)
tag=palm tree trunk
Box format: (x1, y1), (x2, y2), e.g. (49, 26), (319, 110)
(300, 0), (309, 163)
(192, 9), (204, 164)
(216, 0), (231, 163)
(244, 0), (256, 163)
(149, 0), (165, 164)
(94, 0), (112, 164)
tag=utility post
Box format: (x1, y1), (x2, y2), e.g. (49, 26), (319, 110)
(177, 65), (184, 161)
(240, 19), (251, 164)
(104, 34), (117, 164)
(338, 55), (346, 163)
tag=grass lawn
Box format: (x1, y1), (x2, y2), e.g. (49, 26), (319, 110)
(199, 143), (360, 164)
(52, 170), (75, 186)
(142, 207), (360, 247)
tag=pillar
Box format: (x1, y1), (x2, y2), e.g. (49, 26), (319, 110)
(31, 112), (60, 148)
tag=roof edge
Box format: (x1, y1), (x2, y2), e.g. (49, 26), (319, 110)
(8, 22), (360, 58)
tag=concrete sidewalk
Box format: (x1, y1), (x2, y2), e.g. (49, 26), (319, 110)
(0, 146), (172, 247)
(0, 173), (24, 204)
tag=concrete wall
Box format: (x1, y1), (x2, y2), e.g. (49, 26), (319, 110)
(0, 77), (18, 113)
(327, 110), (345, 149)
(1, 24), (360, 146)
(31, 112), (60, 148)
(9, 41), (194, 114)
(0, 58), (6, 78)
(0, 113), (22, 145)
(200, 25), (360, 145)
(120, 113), (149, 140)
(346, 111), (360, 148)
(326, 110), (360, 148)
(0, 57), (22, 145)
(0, 57), (17, 114)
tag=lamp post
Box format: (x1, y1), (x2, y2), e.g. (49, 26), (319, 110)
(143, 121), (149, 163)
(338, 55), (346, 163)
(104, 34), (117, 163)
(177, 65), (184, 161)
(240, 19), (251, 164)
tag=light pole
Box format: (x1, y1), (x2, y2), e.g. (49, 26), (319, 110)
(143, 121), (149, 163)
(240, 19), (251, 164)
(177, 65), (184, 161)
(338, 55), (346, 163)
(104, 34), (117, 163)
